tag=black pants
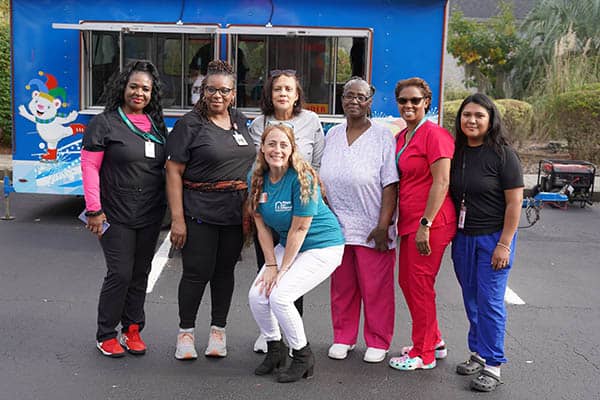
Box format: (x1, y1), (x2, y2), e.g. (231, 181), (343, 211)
(253, 231), (304, 316)
(178, 218), (243, 329)
(97, 221), (162, 341)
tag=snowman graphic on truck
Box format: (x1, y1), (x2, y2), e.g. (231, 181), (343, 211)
(18, 71), (85, 162)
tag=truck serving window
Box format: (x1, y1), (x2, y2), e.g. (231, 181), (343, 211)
(227, 26), (372, 117)
(88, 31), (215, 109)
(53, 22), (220, 112)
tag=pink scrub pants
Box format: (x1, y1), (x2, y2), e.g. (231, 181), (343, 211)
(330, 245), (396, 350)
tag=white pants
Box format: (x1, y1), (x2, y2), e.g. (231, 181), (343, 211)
(249, 244), (344, 350)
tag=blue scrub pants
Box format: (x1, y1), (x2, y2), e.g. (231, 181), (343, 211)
(451, 230), (517, 366)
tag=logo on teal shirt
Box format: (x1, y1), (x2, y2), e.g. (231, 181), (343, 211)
(275, 201), (292, 212)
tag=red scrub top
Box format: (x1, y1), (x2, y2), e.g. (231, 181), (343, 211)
(396, 120), (456, 236)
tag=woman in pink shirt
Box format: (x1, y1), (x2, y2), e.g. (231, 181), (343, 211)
(81, 60), (167, 358)
(388, 77), (456, 371)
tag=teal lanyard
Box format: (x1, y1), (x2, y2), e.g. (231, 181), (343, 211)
(395, 117), (428, 168)
(117, 107), (165, 145)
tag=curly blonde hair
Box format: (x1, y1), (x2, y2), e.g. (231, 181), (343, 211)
(249, 124), (321, 212)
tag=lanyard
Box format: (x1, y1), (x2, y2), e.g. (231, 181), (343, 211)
(117, 107), (165, 145)
(461, 152), (467, 205)
(395, 117), (428, 167)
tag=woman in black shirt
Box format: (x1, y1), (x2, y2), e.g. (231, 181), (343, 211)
(82, 60), (167, 358)
(449, 93), (523, 392)
(166, 60), (256, 360)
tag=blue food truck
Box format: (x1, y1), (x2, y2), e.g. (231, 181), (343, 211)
(9, 0), (449, 195)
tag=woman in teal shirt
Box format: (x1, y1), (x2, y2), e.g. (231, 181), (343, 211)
(247, 124), (344, 383)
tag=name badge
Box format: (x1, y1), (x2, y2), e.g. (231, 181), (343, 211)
(458, 201), (467, 229)
(145, 141), (155, 158)
(233, 132), (248, 146)
(259, 192), (268, 203)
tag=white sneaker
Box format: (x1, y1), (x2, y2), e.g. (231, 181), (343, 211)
(175, 330), (198, 360)
(363, 347), (388, 363)
(253, 333), (268, 353)
(401, 339), (447, 360)
(205, 325), (227, 357)
(328, 343), (356, 360)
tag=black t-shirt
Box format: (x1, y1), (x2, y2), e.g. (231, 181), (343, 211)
(83, 110), (167, 228)
(450, 144), (524, 235)
(166, 108), (256, 225)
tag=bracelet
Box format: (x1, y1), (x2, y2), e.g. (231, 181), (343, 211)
(265, 264), (278, 268)
(496, 242), (511, 253)
(85, 209), (104, 217)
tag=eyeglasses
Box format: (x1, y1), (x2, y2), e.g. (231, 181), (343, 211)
(267, 120), (294, 130)
(397, 96), (424, 105)
(205, 86), (233, 96)
(342, 94), (371, 103)
(269, 69), (297, 78)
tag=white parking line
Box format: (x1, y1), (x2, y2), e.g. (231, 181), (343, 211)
(504, 286), (525, 305)
(146, 231), (171, 293)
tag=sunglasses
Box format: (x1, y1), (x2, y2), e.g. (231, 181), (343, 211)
(267, 120), (294, 130)
(269, 69), (297, 77)
(205, 86), (233, 96)
(342, 94), (371, 103)
(397, 96), (424, 105)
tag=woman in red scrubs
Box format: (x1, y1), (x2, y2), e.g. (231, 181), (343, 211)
(389, 78), (456, 371)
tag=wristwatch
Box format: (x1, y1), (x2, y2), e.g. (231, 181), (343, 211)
(420, 217), (432, 228)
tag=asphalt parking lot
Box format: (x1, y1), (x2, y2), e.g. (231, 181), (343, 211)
(0, 193), (599, 400)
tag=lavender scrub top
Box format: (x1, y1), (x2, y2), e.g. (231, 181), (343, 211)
(319, 121), (399, 248)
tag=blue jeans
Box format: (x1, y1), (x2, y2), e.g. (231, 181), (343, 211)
(451, 230), (517, 366)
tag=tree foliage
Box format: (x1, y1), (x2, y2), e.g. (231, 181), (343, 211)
(447, 1), (522, 98)
(513, 0), (600, 97)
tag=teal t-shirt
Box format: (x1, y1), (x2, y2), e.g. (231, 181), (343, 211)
(252, 168), (344, 252)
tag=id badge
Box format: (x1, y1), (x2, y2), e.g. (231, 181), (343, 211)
(145, 141), (156, 158)
(458, 201), (467, 229)
(233, 132), (249, 146)
(259, 192), (268, 203)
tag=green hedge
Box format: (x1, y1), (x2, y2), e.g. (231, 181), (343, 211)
(442, 98), (531, 146)
(0, 18), (10, 147)
(495, 99), (533, 147)
(552, 89), (600, 165)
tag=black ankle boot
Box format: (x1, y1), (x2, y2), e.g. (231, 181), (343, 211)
(254, 340), (288, 376)
(277, 343), (314, 383)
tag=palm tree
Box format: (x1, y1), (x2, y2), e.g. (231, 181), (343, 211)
(513, 0), (600, 97)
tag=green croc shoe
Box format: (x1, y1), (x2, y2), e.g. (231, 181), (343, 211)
(389, 354), (436, 371)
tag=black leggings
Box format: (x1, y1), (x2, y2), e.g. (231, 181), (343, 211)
(97, 221), (162, 341)
(253, 230), (304, 316)
(178, 218), (243, 329)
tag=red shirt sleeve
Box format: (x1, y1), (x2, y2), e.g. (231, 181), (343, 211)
(425, 123), (455, 165)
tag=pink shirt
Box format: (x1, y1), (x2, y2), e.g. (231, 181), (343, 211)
(127, 113), (152, 132)
(396, 120), (456, 236)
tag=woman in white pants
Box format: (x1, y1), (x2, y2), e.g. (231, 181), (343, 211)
(248, 124), (344, 383)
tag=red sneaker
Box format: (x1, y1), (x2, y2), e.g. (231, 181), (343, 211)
(96, 338), (125, 358)
(120, 324), (146, 355)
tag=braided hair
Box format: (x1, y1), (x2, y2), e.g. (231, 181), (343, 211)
(104, 60), (167, 137)
(194, 60), (236, 118)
